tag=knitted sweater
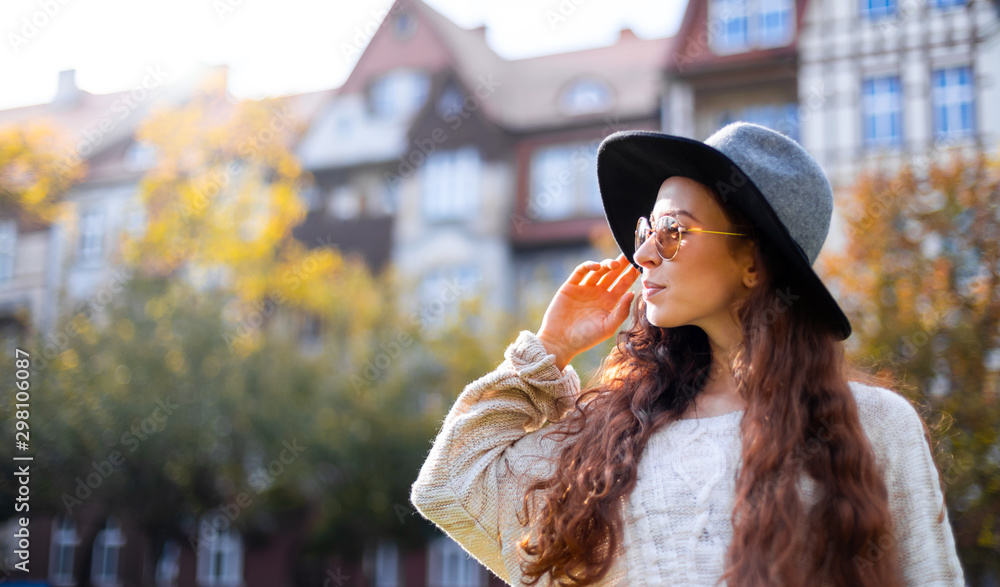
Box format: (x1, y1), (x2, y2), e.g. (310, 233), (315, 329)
(410, 330), (967, 586)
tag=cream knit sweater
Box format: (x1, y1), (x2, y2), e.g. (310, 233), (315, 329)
(410, 331), (967, 586)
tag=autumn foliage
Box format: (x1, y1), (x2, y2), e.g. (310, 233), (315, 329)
(821, 150), (1000, 582)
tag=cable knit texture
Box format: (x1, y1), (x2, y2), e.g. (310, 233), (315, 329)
(410, 331), (967, 586)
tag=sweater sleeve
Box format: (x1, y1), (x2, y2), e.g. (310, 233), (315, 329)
(410, 330), (582, 583)
(872, 389), (967, 586)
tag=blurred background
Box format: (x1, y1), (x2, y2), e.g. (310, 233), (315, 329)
(0, 0), (998, 585)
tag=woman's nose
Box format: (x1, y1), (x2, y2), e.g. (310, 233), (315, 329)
(633, 233), (661, 269)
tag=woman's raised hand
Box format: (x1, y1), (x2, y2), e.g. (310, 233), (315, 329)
(536, 253), (640, 371)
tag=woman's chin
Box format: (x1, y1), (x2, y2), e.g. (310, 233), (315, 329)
(646, 309), (684, 329)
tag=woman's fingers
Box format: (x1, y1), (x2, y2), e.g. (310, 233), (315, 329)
(568, 255), (633, 286)
(595, 254), (633, 288)
(579, 257), (620, 287)
(610, 263), (640, 296)
(567, 260), (602, 286)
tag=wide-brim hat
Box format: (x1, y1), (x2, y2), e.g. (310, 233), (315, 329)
(596, 122), (852, 340)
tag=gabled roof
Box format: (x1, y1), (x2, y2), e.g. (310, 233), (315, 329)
(0, 64), (236, 181)
(499, 29), (672, 130)
(323, 0), (670, 132)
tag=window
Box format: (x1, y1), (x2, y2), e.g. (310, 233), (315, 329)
(78, 205), (104, 267)
(720, 103), (799, 142)
(0, 219), (16, 284)
(862, 75), (903, 148)
(195, 514), (243, 587)
(713, 0), (750, 52)
(156, 541), (182, 587)
(437, 85), (465, 119)
(421, 147), (481, 223)
(330, 186), (363, 220)
(932, 66), (974, 140)
(710, 0), (793, 54)
(426, 536), (487, 587)
(930, 0), (964, 8)
(49, 516), (80, 586)
(370, 70), (430, 118)
(758, 0), (794, 46)
(91, 516), (126, 587)
(374, 539), (401, 587)
(379, 178), (400, 215)
(393, 11), (416, 40)
(125, 141), (157, 171)
(861, 0), (896, 19)
(559, 79), (612, 115)
(528, 142), (601, 221)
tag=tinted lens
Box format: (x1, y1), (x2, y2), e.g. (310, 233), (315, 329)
(635, 217), (650, 252)
(654, 216), (681, 259)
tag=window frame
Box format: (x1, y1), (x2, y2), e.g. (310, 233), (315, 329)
(77, 204), (105, 267)
(155, 540), (182, 587)
(709, 0), (795, 55)
(860, 0), (897, 20)
(558, 78), (613, 115)
(91, 516), (126, 587)
(527, 141), (602, 222)
(931, 65), (975, 141)
(862, 74), (903, 149)
(420, 146), (482, 224)
(195, 514), (244, 587)
(369, 69), (431, 119)
(49, 516), (80, 587)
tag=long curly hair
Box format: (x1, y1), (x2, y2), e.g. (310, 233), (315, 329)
(513, 187), (937, 586)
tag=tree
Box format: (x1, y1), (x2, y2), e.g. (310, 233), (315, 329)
(0, 76), (523, 574)
(820, 151), (1000, 583)
(0, 120), (87, 228)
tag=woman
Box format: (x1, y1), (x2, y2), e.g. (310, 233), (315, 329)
(410, 123), (965, 586)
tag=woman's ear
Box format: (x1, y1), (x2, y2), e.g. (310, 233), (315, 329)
(739, 244), (759, 288)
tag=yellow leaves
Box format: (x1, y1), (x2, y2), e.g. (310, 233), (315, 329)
(165, 349), (187, 374)
(0, 120), (86, 226)
(116, 319), (135, 341)
(145, 298), (167, 319)
(59, 349), (79, 371)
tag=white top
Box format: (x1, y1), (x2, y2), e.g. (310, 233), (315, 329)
(410, 330), (967, 586)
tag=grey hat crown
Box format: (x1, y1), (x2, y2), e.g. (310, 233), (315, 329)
(705, 122), (833, 265)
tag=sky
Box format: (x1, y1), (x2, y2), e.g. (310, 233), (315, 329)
(0, 0), (687, 111)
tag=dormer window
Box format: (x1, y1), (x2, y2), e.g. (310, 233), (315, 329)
(125, 141), (157, 171)
(369, 69), (430, 118)
(710, 0), (794, 54)
(393, 11), (416, 40)
(437, 85), (465, 119)
(559, 78), (612, 115)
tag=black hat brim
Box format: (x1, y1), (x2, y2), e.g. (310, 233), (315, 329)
(596, 131), (852, 341)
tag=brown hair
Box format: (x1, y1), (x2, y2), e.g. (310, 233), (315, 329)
(514, 186), (915, 586)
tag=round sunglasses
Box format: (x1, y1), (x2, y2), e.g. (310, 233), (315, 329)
(635, 215), (750, 261)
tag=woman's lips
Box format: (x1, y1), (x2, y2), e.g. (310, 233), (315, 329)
(641, 281), (665, 299)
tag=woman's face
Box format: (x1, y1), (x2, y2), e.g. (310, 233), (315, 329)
(634, 176), (756, 333)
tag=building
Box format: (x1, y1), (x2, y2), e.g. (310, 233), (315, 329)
(663, 0), (802, 142)
(798, 0), (1000, 190)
